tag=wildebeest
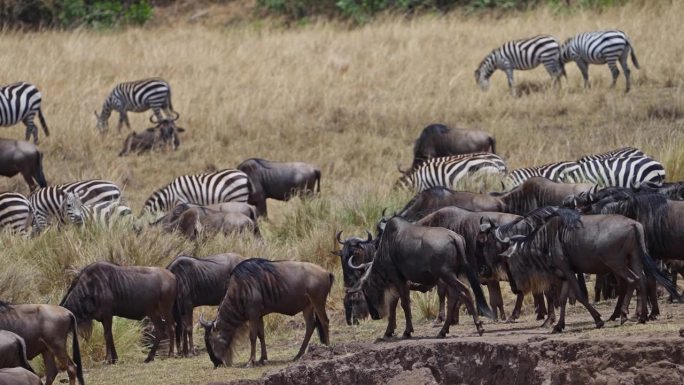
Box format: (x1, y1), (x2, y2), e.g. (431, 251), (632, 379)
(332, 231), (375, 325)
(496, 177), (593, 215)
(152, 202), (260, 240)
(349, 216), (494, 338)
(0, 330), (34, 372)
(0, 301), (83, 385)
(0, 138), (47, 192)
(398, 186), (505, 221)
(481, 207), (678, 332)
(119, 118), (185, 156)
(236, 158), (321, 217)
(637, 181), (684, 200)
(202, 202), (258, 222)
(166, 253), (245, 357)
(0, 367), (42, 385)
(410, 123), (496, 170)
(200, 258), (334, 367)
(59, 261), (176, 364)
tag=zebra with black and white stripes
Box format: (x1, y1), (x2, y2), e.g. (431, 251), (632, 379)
(559, 156), (665, 188)
(29, 179), (122, 231)
(61, 192), (132, 228)
(0, 82), (50, 144)
(560, 30), (640, 92)
(142, 169), (252, 214)
(0, 192), (31, 234)
(395, 153), (507, 192)
(95, 78), (179, 133)
(503, 161), (577, 189)
(577, 146), (645, 163)
(475, 35), (565, 95)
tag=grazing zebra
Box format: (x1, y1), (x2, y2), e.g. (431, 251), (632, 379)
(95, 78), (179, 133)
(560, 30), (640, 92)
(29, 179), (122, 231)
(395, 153), (506, 192)
(577, 146), (645, 163)
(559, 156), (665, 188)
(502, 161), (577, 189)
(0, 192), (31, 234)
(475, 35), (564, 95)
(143, 169), (252, 214)
(0, 82), (50, 144)
(61, 192), (132, 228)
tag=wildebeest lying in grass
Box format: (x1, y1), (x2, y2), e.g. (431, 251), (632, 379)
(409, 123), (496, 170)
(60, 261), (176, 364)
(200, 258), (334, 367)
(0, 367), (42, 385)
(152, 202), (260, 240)
(398, 186), (506, 221)
(349, 216), (494, 338)
(0, 301), (83, 385)
(119, 118), (185, 156)
(166, 253), (246, 357)
(0, 138), (47, 192)
(0, 330), (34, 373)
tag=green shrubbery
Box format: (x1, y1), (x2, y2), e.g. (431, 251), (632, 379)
(0, 0), (153, 29)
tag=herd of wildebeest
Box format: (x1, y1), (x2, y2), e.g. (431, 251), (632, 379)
(0, 30), (682, 384)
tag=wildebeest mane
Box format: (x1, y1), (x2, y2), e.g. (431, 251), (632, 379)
(0, 300), (13, 313)
(413, 124), (449, 158)
(239, 158), (273, 170)
(498, 183), (531, 214)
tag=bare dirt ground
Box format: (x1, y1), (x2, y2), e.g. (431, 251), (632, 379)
(209, 300), (684, 385)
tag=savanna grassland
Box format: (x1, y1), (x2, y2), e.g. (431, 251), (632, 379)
(1, 1), (684, 384)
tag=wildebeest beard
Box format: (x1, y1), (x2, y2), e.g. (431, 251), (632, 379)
(212, 259), (287, 365)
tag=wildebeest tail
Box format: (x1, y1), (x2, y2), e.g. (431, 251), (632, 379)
(69, 313), (85, 385)
(576, 273), (589, 302)
(454, 237), (494, 319)
(489, 136), (496, 154)
(315, 169), (321, 194)
(636, 224), (679, 300)
(38, 108), (50, 136)
(35, 151), (48, 188)
(16, 337), (35, 373)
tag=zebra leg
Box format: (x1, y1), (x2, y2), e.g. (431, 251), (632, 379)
(22, 116), (39, 144)
(607, 60), (620, 89)
(505, 68), (516, 96)
(576, 60), (590, 88)
(619, 52), (632, 93)
(117, 110), (126, 132)
(123, 112), (131, 130)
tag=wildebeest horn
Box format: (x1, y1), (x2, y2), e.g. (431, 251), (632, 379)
(172, 111), (180, 121)
(199, 313), (214, 328)
(365, 230), (372, 242)
(494, 227), (510, 243)
(336, 230), (344, 245)
(348, 254), (371, 270)
(479, 216), (491, 232)
(150, 114), (159, 124)
(381, 207), (388, 218)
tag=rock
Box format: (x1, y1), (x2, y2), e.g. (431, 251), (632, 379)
(386, 368), (437, 385)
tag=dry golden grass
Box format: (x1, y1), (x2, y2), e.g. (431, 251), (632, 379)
(1, 1), (684, 384)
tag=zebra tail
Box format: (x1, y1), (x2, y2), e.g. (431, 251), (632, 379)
(489, 136), (497, 154)
(38, 108), (50, 136)
(35, 151), (48, 188)
(168, 91), (180, 120)
(629, 43), (640, 70)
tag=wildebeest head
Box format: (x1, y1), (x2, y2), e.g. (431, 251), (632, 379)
(153, 118), (185, 150)
(347, 262), (385, 320)
(59, 270), (101, 337)
(476, 216), (512, 279)
(198, 314), (230, 368)
(333, 230), (375, 287)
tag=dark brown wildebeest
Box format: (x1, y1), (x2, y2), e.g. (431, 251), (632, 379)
(483, 207), (678, 332)
(0, 138), (47, 192)
(496, 176), (593, 215)
(398, 186), (505, 221)
(236, 158), (321, 217)
(0, 301), (83, 385)
(152, 202), (259, 240)
(0, 330), (34, 373)
(332, 231), (374, 325)
(410, 123), (496, 170)
(166, 253), (245, 357)
(349, 216), (494, 338)
(59, 261), (176, 364)
(0, 367), (42, 385)
(118, 119), (186, 156)
(200, 258), (334, 367)
(666, 261), (684, 302)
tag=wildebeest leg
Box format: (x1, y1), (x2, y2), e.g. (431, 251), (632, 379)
(646, 277), (659, 320)
(163, 308), (176, 358)
(181, 311), (193, 357)
(437, 285), (458, 338)
(443, 274), (484, 336)
(311, 295), (331, 345)
(52, 339), (78, 385)
(246, 316), (260, 367)
(486, 280), (505, 321)
(533, 293), (547, 320)
(257, 317), (268, 365)
(144, 315), (165, 363)
(552, 282), (569, 333)
(435, 282), (447, 324)
(609, 279), (629, 322)
(397, 285), (414, 338)
(540, 291), (556, 328)
(556, 266), (604, 331)
(20, 170), (38, 192)
(103, 316), (118, 364)
(43, 352), (58, 385)
(384, 295), (399, 338)
(594, 274), (603, 303)
(294, 307), (316, 360)
(506, 293), (525, 323)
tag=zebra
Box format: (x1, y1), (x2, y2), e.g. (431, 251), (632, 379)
(502, 161), (577, 189)
(61, 192), (132, 228)
(142, 169), (252, 214)
(0, 192), (31, 234)
(0, 82), (50, 144)
(577, 146), (646, 163)
(29, 179), (122, 231)
(560, 30), (640, 92)
(395, 153), (507, 192)
(94, 78), (179, 133)
(559, 156), (665, 188)
(475, 35), (565, 95)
